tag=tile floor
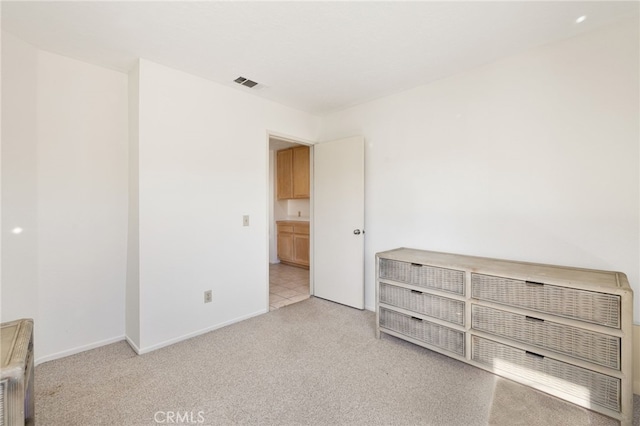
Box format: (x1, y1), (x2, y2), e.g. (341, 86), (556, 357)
(269, 263), (310, 311)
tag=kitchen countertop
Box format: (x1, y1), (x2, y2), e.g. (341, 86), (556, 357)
(277, 217), (310, 222)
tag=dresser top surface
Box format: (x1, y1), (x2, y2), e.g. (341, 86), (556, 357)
(377, 248), (631, 293)
(1, 318), (33, 373)
(1, 323), (19, 366)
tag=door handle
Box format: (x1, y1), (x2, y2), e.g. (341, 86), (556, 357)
(353, 229), (362, 235)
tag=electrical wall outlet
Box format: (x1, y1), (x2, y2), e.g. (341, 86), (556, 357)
(204, 290), (212, 303)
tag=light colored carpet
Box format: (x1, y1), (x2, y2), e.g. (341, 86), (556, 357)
(36, 297), (638, 425)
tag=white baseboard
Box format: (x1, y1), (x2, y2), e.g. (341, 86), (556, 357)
(136, 308), (269, 355)
(125, 335), (142, 355)
(35, 335), (125, 366)
(34, 309), (271, 363)
(365, 304), (375, 312)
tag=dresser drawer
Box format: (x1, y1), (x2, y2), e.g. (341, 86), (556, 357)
(380, 307), (465, 356)
(380, 283), (464, 326)
(472, 305), (620, 369)
(379, 259), (464, 295)
(471, 336), (620, 413)
(471, 273), (620, 328)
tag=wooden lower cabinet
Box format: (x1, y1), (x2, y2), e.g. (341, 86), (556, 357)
(277, 221), (309, 268)
(293, 234), (309, 266)
(277, 231), (294, 262)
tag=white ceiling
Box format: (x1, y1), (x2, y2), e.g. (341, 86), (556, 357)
(2, 1), (638, 115)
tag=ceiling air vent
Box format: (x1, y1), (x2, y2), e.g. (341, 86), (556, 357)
(234, 76), (258, 88)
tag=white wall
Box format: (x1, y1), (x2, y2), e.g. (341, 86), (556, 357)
(1, 33), (38, 324)
(126, 61), (141, 349)
(1, 33), (129, 361)
(132, 59), (320, 352)
(273, 199), (310, 222)
(268, 150), (283, 264)
(321, 19), (640, 316)
(285, 199), (310, 219)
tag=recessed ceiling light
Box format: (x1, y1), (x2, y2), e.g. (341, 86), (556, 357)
(12, 227), (23, 234)
(576, 15), (587, 24)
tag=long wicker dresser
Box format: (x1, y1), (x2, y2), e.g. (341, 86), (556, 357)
(375, 248), (634, 425)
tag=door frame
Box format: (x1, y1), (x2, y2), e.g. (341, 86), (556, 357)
(265, 131), (315, 311)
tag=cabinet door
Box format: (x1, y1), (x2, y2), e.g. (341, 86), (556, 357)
(292, 146), (310, 199)
(276, 149), (293, 200)
(277, 232), (294, 262)
(293, 234), (310, 266)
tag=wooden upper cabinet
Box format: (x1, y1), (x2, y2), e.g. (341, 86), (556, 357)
(277, 146), (309, 200)
(292, 146), (310, 198)
(276, 149), (293, 199)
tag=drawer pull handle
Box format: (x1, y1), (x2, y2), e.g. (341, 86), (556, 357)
(410, 290), (423, 295)
(525, 280), (544, 287)
(411, 263), (422, 267)
(525, 351), (545, 359)
(411, 316), (423, 322)
(525, 316), (544, 323)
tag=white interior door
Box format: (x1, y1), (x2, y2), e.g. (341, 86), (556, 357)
(313, 136), (364, 309)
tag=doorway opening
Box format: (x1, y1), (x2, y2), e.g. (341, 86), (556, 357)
(268, 136), (312, 311)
